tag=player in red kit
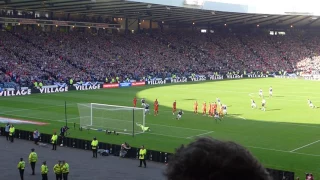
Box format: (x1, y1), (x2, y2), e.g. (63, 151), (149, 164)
(172, 100), (177, 115)
(194, 101), (198, 114)
(213, 102), (217, 115)
(133, 97), (137, 107)
(208, 103), (212, 117)
(202, 101), (206, 116)
(154, 99), (159, 116)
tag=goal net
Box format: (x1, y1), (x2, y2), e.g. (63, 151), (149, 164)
(77, 103), (145, 136)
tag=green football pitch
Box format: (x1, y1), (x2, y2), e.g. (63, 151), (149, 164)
(1, 78), (320, 178)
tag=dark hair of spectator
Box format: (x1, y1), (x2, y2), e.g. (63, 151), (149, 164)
(165, 137), (272, 180)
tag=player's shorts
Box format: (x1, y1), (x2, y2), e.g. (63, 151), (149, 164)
(262, 103), (265, 107)
(145, 109), (149, 113)
(259, 92), (262, 96)
(214, 114), (219, 118)
(173, 108), (176, 111)
(269, 92), (272, 95)
(251, 103), (256, 107)
(177, 114), (182, 118)
(309, 103), (314, 107)
(223, 110), (227, 115)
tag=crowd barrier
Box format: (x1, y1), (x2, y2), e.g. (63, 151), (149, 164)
(0, 127), (294, 180)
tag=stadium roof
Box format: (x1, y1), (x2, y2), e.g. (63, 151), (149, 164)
(1, 0), (320, 28)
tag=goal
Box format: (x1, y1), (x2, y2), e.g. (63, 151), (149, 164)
(77, 103), (145, 136)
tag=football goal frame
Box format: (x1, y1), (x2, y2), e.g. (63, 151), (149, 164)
(78, 103), (145, 137)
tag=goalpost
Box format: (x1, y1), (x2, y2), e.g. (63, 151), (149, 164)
(77, 103), (145, 136)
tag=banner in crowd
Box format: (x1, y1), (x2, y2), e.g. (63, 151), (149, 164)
(119, 82), (132, 87)
(146, 78), (168, 85)
(103, 83), (120, 89)
(102, 81), (146, 88)
(72, 82), (102, 91)
(0, 88), (32, 97)
(303, 74), (320, 81)
(54, 82), (68, 88)
(145, 74), (268, 86)
(132, 82), (146, 86)
(32, 85), (68, 94)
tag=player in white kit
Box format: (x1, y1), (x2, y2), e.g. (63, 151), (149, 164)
(144, 103), (150, 114)
(251, 99), (257, 109)
(222, 104), (227, 115)
(216, 98), (221, 106)
(141, 98), (146, 107)
(176, 110), (183, 120)
(307, 99), (315, 108)
(261, 99), (266, 111)
(259, 88), (263, 97)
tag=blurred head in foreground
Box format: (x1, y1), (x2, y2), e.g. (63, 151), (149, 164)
(165, 137), (271, 180)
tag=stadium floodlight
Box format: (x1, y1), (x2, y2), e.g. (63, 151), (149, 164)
(77, 103), (145, 136)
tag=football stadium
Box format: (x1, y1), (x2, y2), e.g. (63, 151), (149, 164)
(1, 0), (320, 179)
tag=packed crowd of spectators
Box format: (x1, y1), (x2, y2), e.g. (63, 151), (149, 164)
(1, 29), (320, 87)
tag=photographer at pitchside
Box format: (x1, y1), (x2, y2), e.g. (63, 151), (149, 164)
(119, 142), (131, 158)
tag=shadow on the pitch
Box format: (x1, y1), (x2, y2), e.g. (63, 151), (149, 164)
(183, 98), (197, 101)
(267, 109), (281, 111)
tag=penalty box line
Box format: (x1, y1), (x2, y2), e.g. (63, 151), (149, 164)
(186, 131), (214, 139)
(289, 139), (320, 152)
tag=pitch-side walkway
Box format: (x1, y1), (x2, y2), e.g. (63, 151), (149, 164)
(0, 137), (166, 180)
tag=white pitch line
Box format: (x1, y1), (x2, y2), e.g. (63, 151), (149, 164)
(247, 145), (320, 157)
(146, 132), (189, 139)
(289, 140), (320, 152)
(186, 131), (214, 139)
(229, 115), (246, 120)
(146, 122), (209, 132)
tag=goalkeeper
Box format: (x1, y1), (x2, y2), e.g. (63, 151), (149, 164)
(136, 123), (151, 132)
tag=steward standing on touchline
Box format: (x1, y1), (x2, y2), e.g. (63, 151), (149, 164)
(53, 160), (62, 180)
(9, 124), (15, 142)
(29, 148), (38, 175)
(41, 161), (49, 180)
(61, 160), (69, 180)
(51, 132), (58, 150)
(17, 158), (25, 180)
(139, 145), (147, 168)
(91, 137), (98, 158)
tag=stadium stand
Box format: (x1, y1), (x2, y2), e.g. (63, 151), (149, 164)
(1, 30), (320, 88)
